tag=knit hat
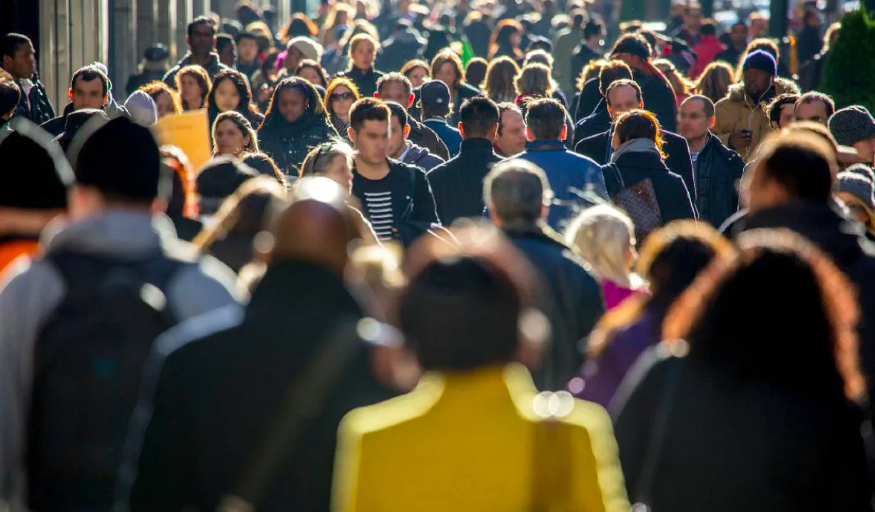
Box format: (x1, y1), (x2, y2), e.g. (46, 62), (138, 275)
(419, 80), (451, 110)
(125, 90), (158, 127)
(74, 116), (165, 201)
(742, 50), (777, 77)
(829, 106), (875, 146)
(0, 118), (73, 209)
(836, 169), (875, 214)
(197, 156), (259, 215)
(610, 34), (651, 61)
(287, 37), (323, 63)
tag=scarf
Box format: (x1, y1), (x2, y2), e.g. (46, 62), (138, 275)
(610, 137), (662, 164)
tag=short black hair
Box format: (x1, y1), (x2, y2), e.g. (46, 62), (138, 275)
(598, 60), (633, 96)
(572, 12), (586, 27)
(1, 33), (32, 59)
(460, 97), (499, 138)
(731, 20), (748, 30)
(758, 137), (833, 203)
(767, 93), (801, 125)
(235, 31), (258, 44)
(525, 98), (566, 140)
(700, 19), (717, 36)
(217, 33), (235, 53)
(71, 65), (110, 96)
(683, 94), (715, 117)
(188, 16), (217, 39)
(797, 91), (836, 118)
(584, 19), (604, 39)
(0, 80), (22, 117)
(386, 100), (408, 128)
(349, 97), (390, 133)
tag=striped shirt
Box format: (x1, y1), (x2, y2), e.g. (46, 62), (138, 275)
(362, 190), (395, 241)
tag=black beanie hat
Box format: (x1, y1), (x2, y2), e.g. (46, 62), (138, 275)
(610, 34), (652, 61)
(0, 118), (73, 209)
(196, 156), (258, 215)
(74, 116), (164, 201)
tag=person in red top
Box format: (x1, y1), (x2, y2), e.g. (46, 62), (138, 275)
(691, 20), (726, 79)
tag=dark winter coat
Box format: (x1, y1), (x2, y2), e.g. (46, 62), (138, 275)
(400, 142), (445, 171)
(601, 150), (696, 224)
(516, 140), (608, 231)
(573, 98), (611, 146)
(570, 44), (603, 101)
(574, 77), (603, 123)
(693, 133), (744, 227)
(426, 138), (503, 225)
(613, 351), (873, 512)
(797, 25), (824, 67)
(335, 67), (385, 99)
(126, 70), (166, 96)
(163, 53), (230, 89)
(376, 30), (425, 73)
(740, 203), (875, 404)
(715, 45), (745, 68)
(124, 260), (397, 512)
(504, 225), (605, 391)
(13, 76), (56, 125)
(408, 117), (450, 160)
(577, 127), (697, 202)
(258, 111), (339, 175)
(40, 103), (75, 138)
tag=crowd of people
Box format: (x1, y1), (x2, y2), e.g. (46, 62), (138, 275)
(2, 0), (875, 510)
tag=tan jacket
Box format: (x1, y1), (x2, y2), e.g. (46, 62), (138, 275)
(714, 78), (800, 163)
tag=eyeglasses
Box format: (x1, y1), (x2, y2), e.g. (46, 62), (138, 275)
(331, 92), (355, 101)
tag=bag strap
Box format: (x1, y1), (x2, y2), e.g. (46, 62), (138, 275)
(632, 356), (685, 506)
(217, 316), (364, 512)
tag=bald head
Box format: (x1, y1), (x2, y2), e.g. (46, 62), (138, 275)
(271, 177), (360, 273)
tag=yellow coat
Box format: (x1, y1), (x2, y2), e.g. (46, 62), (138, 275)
(332, 364), (630, 512)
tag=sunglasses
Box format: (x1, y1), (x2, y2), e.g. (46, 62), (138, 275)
(331, 92), (355, 101)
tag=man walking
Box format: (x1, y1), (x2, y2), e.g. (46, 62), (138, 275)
(164, 16), (232, 87)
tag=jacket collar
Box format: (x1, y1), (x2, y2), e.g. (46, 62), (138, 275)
(247, 258), (361, 319)
(525, 139), (566, 152)
(178, 52), (220, 69)
(459, 137), (496, 155)
(502, 222), (571, 250)
(348, 66), (375, 78)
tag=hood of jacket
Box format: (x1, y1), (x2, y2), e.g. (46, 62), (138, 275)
(726, 77), (799, 103)
(743, 202), (873, 266)
(40, 210), (179, 258)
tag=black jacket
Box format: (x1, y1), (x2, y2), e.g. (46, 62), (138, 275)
(408, 117), (450, 161)
(335, 67), (385, 99)
(577, 128), (696, 202)
(573, 71), (678, 133)
(797, 25), (824, 66)
(258, 112), (339, 175)
(693, 133), (744, 227)
(163, 53), (231, 88)
(125, 260), (396, 512)
(573, 98), (611, 147)
(614, 352), (873, 512)
(13, 76), (56, 125)
(570, 44), (603, 101)
(504, 225), (604, 390)
(126, 70), (166, 96)
(40, 103), (75, 138)
(741, 203), (875, 403)
(715, 45), (745, 68)
(376, 30), (425, 73)
(426, 138), (503, 225)
(602, 150), (695, 224)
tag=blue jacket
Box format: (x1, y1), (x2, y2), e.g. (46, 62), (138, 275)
(423, 118), (463, 157)
(517, 140), (609, 232)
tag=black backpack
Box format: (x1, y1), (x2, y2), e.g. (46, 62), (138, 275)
(27, 250), (188, 512)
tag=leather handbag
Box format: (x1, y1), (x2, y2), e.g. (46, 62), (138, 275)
(606, 163), (664, 245)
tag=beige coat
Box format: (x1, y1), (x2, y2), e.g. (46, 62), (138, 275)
(714, 78), (800, 163)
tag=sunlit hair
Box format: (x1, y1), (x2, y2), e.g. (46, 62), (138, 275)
(279, 13), (318, 43)
(212, 111), (260, 155)
(140, 81), (182, 115)
(653, 58), (692, 98)
(324, 77), (361, 117)
(347, 33), (380, 70)
(175, 65), (211, 109)
(664, 229), (864, 402)
(489, 19), (524, 60)
(614, 109), (666, 159)
(161, 145), (199, 219)
(431, 50), (465, 89)
(484, 56), (520, 103)
(192, 175), (290, 254)
(298, 139), (354, 179)
(578, 58), (608, 91)
(401, 59), (431, 80)
(694, 61), (736, 104)
(565, 204), (636, 287)
(515, 63), (554, 98)
(585, 221), (735, 357)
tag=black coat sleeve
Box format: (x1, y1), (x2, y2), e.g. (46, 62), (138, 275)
(576, 133), (609, 165)
(575, 78), (603, 122)
(665, 132), (696, 202)
(660, 174), (696, 222)
(412, 167), (440, 225)
(644, 78), (679, 133)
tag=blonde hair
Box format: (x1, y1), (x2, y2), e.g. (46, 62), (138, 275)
(515, 63), (554, 98)
(695, 61), (735, 104)
(565, 205), (636, 287)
